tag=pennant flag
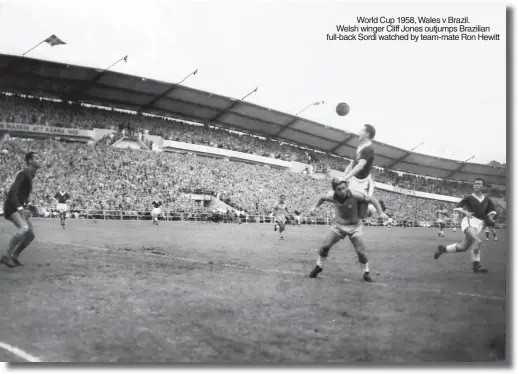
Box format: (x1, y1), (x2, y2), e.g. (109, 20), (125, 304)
(44, 34), (66, 47)
(123, 55), (128, 63)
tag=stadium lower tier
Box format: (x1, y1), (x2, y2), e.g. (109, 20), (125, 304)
(0, 138), (506, 224)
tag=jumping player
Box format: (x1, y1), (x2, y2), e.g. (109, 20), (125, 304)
(151, 200), (163, 225)
(308, 179), (388, 282)
(436, 205), (449, 237)
(434, 178), (497, 273)
(54, 188), (71, 230)
(1, 152), (41, 268)
(342, 124), (377, 218)
(273, 195), (290, 240)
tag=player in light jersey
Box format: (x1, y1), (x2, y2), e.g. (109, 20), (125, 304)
(451, 212), (458, 232)
(434, 178), (497, 273)
(307, 179), (388, 282)
(54, 189), (71, 230)
(484, 215), (498, 241)
(342, 124), (377, 219)
(151, 200), (163, 226)
(436, 205), (449, 237)
(272, 195), (290, 240)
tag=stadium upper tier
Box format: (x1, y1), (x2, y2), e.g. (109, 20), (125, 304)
(0, 53), (506, 185)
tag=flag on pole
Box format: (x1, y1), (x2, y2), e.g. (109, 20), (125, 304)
(123, 55), (128, 63)
(44, 34), (66, 47)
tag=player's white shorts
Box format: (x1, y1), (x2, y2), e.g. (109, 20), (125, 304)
(461, 216), (484, 235)
(331, 221), (364, 239)
(151, 208), (161, 216)
(436, 219), (445, 224)
(348, 175), (375, 197)
(57, 203), (68, 213)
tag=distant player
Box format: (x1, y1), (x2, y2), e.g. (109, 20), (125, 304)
(1, 152), (41, 268)
(341, 124), (377, 218)
(436, 205), (449, 237)
(451, 212), (458, 232)
(308, 179), (388, 282)
(151, 200), (163, 225)
(484, 215), (498, 241)
(293, 210), (302, 225)
(434, 178), (497, 273)
(54, 188), (71, 230)
(273, 195), (290, 240)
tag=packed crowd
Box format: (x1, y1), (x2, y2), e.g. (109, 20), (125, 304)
(0, 93), (506, 201)
(0, 138), (506, 225)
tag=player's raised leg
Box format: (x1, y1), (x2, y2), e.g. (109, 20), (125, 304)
(309, 229), (343, 278)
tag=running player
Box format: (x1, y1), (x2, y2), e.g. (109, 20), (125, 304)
(307, 178), (388, 282)
(484, 215), (498, 241)
(436, 205), (449, 237)
(342, 124), (377, 218)
(273, 195), (290, 240)
(151, 200), (162, 225)
(434, 178), (497, 273)
(1, 152), (41, 268)
(54, 188), (71, 230)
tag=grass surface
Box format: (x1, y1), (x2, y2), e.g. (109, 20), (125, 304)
(0, 219), (507, 363)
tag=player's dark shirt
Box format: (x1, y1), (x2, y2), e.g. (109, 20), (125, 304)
(152, 201), (162, 208)
(456, 194), (496, 221)
(5, 169), (34, 210)
(351, 143), (374, 179)
(54, 192), (70, 204)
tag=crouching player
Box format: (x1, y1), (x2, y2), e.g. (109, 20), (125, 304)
(308, 178), (388, 282)
(1, 152), (41, 268)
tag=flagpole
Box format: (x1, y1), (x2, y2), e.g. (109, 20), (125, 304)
(23, 40), (45, 56)
(105, 56), (127, 71)
(241, 87), (258, 100)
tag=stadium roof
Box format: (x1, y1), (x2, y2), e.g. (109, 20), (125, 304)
(0, 53), (506, 185)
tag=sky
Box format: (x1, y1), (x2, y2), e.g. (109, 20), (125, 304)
(0, 0), (507, 164)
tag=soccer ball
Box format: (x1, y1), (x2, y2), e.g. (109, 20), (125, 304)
(336, 102), (350, 116)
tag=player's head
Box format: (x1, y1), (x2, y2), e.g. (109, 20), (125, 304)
(25, 151), (40, 169)
(359, 124), (376, 142)
(473, 178), (485, 192)
(332, 178), (348, 197)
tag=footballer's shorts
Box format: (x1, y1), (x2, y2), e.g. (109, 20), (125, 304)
(330, 221), (364, 239)
(151, 208), (161, 216)
(348, 175), (375, 219)
(461, 217), (484, 235)
(275, 216), (286, 229)
(57, 203), (68, 213)
(3, 199), (18, 220)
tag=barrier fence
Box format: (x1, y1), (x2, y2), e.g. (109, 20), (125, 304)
(36, 209), (507, 229)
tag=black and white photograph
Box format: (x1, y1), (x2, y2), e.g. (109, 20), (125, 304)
(0, 0), (510, 365)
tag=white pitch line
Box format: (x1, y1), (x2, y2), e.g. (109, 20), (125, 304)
(48, 239), (506, 302)
(0, 342), (41, 362)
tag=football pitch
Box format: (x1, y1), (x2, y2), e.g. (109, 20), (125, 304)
(0, 219), (507, 363)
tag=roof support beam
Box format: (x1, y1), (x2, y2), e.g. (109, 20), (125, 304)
(139, 84), (178, 112)
(444, 163), (466, 179)
(387, 151), (412, 169)
(274, 118), (298, 137)
(329, 133), (355, 153)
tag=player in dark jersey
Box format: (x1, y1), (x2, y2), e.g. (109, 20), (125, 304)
(54, 189), (71, 230)
(307, 178), (388, 282)
(151, 200), (162, 225)
(342, 124), (377, 219)
(1, 152), (41, 268)
(434, 178), (497, 273)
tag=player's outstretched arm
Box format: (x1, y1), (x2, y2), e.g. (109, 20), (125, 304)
(309, 196), (328, 213)
(454, 197), (472, 218)
(343, 159), (367, 181)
